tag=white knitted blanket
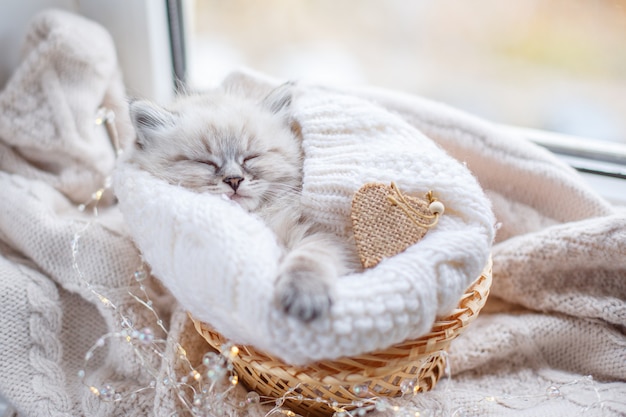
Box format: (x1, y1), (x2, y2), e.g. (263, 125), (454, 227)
(114, 80), (495, 365)
(1, 10), (624, 417)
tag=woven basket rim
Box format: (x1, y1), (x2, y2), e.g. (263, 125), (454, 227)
(191, 257), (492, 385)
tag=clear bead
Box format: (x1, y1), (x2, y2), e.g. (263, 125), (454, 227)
(546, 385), (561, 399)
(138, 328), (154, 345)
(246, 391), (260, 404)
(99, 385), (116, 401)
(202, 352), (220, 367)
(352, 384), (369, 397)
(399, 378), (416, 394)
(134, 270), (147, 281)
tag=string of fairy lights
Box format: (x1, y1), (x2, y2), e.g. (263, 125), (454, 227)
(65, 107), (612, 417)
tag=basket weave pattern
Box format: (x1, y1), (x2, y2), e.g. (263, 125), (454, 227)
(192, 261), (492, 416)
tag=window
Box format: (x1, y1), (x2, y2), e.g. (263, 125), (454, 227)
(187, 1), (626, 143)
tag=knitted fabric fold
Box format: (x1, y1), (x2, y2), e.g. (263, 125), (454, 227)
(114, 83), (495, 365)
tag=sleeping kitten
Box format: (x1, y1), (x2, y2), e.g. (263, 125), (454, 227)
(127, 83), (353, 321)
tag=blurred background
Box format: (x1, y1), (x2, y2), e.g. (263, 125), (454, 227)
(187, 0), (626, 145)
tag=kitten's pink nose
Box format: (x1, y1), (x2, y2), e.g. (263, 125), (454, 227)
(223, 176), (244, 192)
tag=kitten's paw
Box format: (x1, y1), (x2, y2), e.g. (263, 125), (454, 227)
(275, 271), (332, 322)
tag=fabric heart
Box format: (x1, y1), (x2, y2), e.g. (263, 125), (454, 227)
(351, 183), (442, 268)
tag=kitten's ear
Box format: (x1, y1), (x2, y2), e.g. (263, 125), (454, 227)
(129, 100), (176, 148)
(262, 82), (294, 115)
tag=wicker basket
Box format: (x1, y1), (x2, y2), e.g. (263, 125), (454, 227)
(192, 259), (491, 416)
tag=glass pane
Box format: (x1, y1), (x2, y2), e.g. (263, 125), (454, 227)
(187, 0), (626, 145)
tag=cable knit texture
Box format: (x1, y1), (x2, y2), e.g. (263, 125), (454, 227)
(0, 10), (624, 417)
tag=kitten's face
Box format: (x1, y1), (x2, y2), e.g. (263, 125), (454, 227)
(128, 85), (302, 212)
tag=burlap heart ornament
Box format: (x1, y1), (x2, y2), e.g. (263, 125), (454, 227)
(351, 183), (444, 269)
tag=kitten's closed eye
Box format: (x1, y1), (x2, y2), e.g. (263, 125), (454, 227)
(243, 154), (260, 166)
(194, 159), (220, 170)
